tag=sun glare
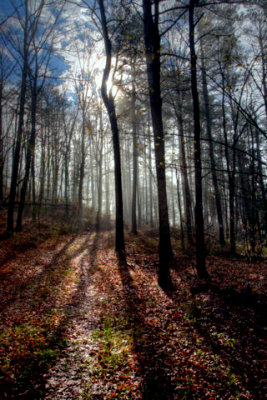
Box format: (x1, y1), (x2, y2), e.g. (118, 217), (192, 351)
(106, 75), (113, 93)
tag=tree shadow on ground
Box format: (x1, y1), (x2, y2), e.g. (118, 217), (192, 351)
(117, 256), (175, 400)
(0, 234), (79, 312)
(61, 230), (101, 316)
(163, 273), (266, 400)
(124, 234), (266, 399)
(0, 230), (105, 400)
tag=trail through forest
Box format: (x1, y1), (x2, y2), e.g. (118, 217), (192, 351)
(0, 223), (267, 400)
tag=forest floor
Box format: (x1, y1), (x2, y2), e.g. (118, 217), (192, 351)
(0, 216), (267, 400)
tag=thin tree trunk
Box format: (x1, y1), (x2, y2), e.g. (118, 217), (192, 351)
(105, 152), (110, 220)
(38, 130), (46, 206)
(131, 64), (138, 234)
(0, 77), (3, 205)
(255, 127), (267, 242)
(16, 74), (37, 231)
(175, 102), (193, 245)
(259, 26), (267, 122)
(200, 50), (225, 246)
(78, 114), (85, 224)
(31, 153), (36, 221)
(96, 107), (104, 229)
(175, 166), (185, 250)
(189, 0), (208, 279)
(148, 124), (154, 227)
(229, 102), (239, 255)
(7, 3), (29, 234)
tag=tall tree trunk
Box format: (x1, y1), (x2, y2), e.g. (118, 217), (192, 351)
(131, 64), (138, 234)
(78, 114), (85, 224)
(88, 138), (95, 210)
(259, 26), (267, 122)
(105, 153), (110, 220)
(64, 145), (70, 220)
(255, 127), (267, 242)
(175, 101), (193, 245)
(38, 129), (46, 206)
(200, 50), (225, 245)
(52, 128), (59, 205)
(229, 101), (239, 255)
(143, 0), (173, 289)
(0, 77), (3, 205)
(31, 152), (36, 221)
(16, 74), (37, 231)
(46, 134), (51, 202)
(148, 124), (154, 227)
(189, 0), (208, 279)
(99, 0), (125, 255)
(96, 107), (104, 229)
(7, 3), (29, 234)
(175, 166), (185, 250)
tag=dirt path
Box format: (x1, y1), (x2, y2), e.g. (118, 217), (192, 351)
(0, 229), (266, 400)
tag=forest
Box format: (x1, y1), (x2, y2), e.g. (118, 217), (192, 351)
(0, 0), (266, 399)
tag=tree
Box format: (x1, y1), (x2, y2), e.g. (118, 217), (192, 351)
(200, 43), (225, 246)
(0, 51), (14, 206)
(5, 0), (31, 235)
(98, 0), (125, 255)
(188, 0), (209, 278)
(142, 0), (174, 289)
(16, 1), (61, 230)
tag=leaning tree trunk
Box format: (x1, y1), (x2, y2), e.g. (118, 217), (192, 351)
(189, 0), (209, 279)
(99, 0), (125, 255)
(143, 0), (173, 289)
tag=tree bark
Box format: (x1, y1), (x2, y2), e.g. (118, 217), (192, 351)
(189, 0), (209, 279)
(131, 64), (138, 234)
(99, 0), (125, 255)
(7, 2), (29, 235)
(143, 0), (173, 289)
(200, 50), (225, 246)
(96, 106), (104, 229)
(175, 101), (193, 245)
(78, 114), (86, 224)
(0, 76), (3, 205)
(16, 74), (37, 231)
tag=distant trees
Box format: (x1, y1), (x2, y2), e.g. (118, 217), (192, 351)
(0, 51), (14, 206)
(16, 2), (60, 231)
(1, 0), (64, 234)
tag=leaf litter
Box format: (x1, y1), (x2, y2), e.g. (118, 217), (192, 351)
(0, 227), (266, 399)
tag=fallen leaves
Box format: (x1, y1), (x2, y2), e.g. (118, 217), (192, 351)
(0, 226), (266, 399)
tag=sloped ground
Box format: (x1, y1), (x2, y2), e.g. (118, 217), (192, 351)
(0, 223), (266, 400)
